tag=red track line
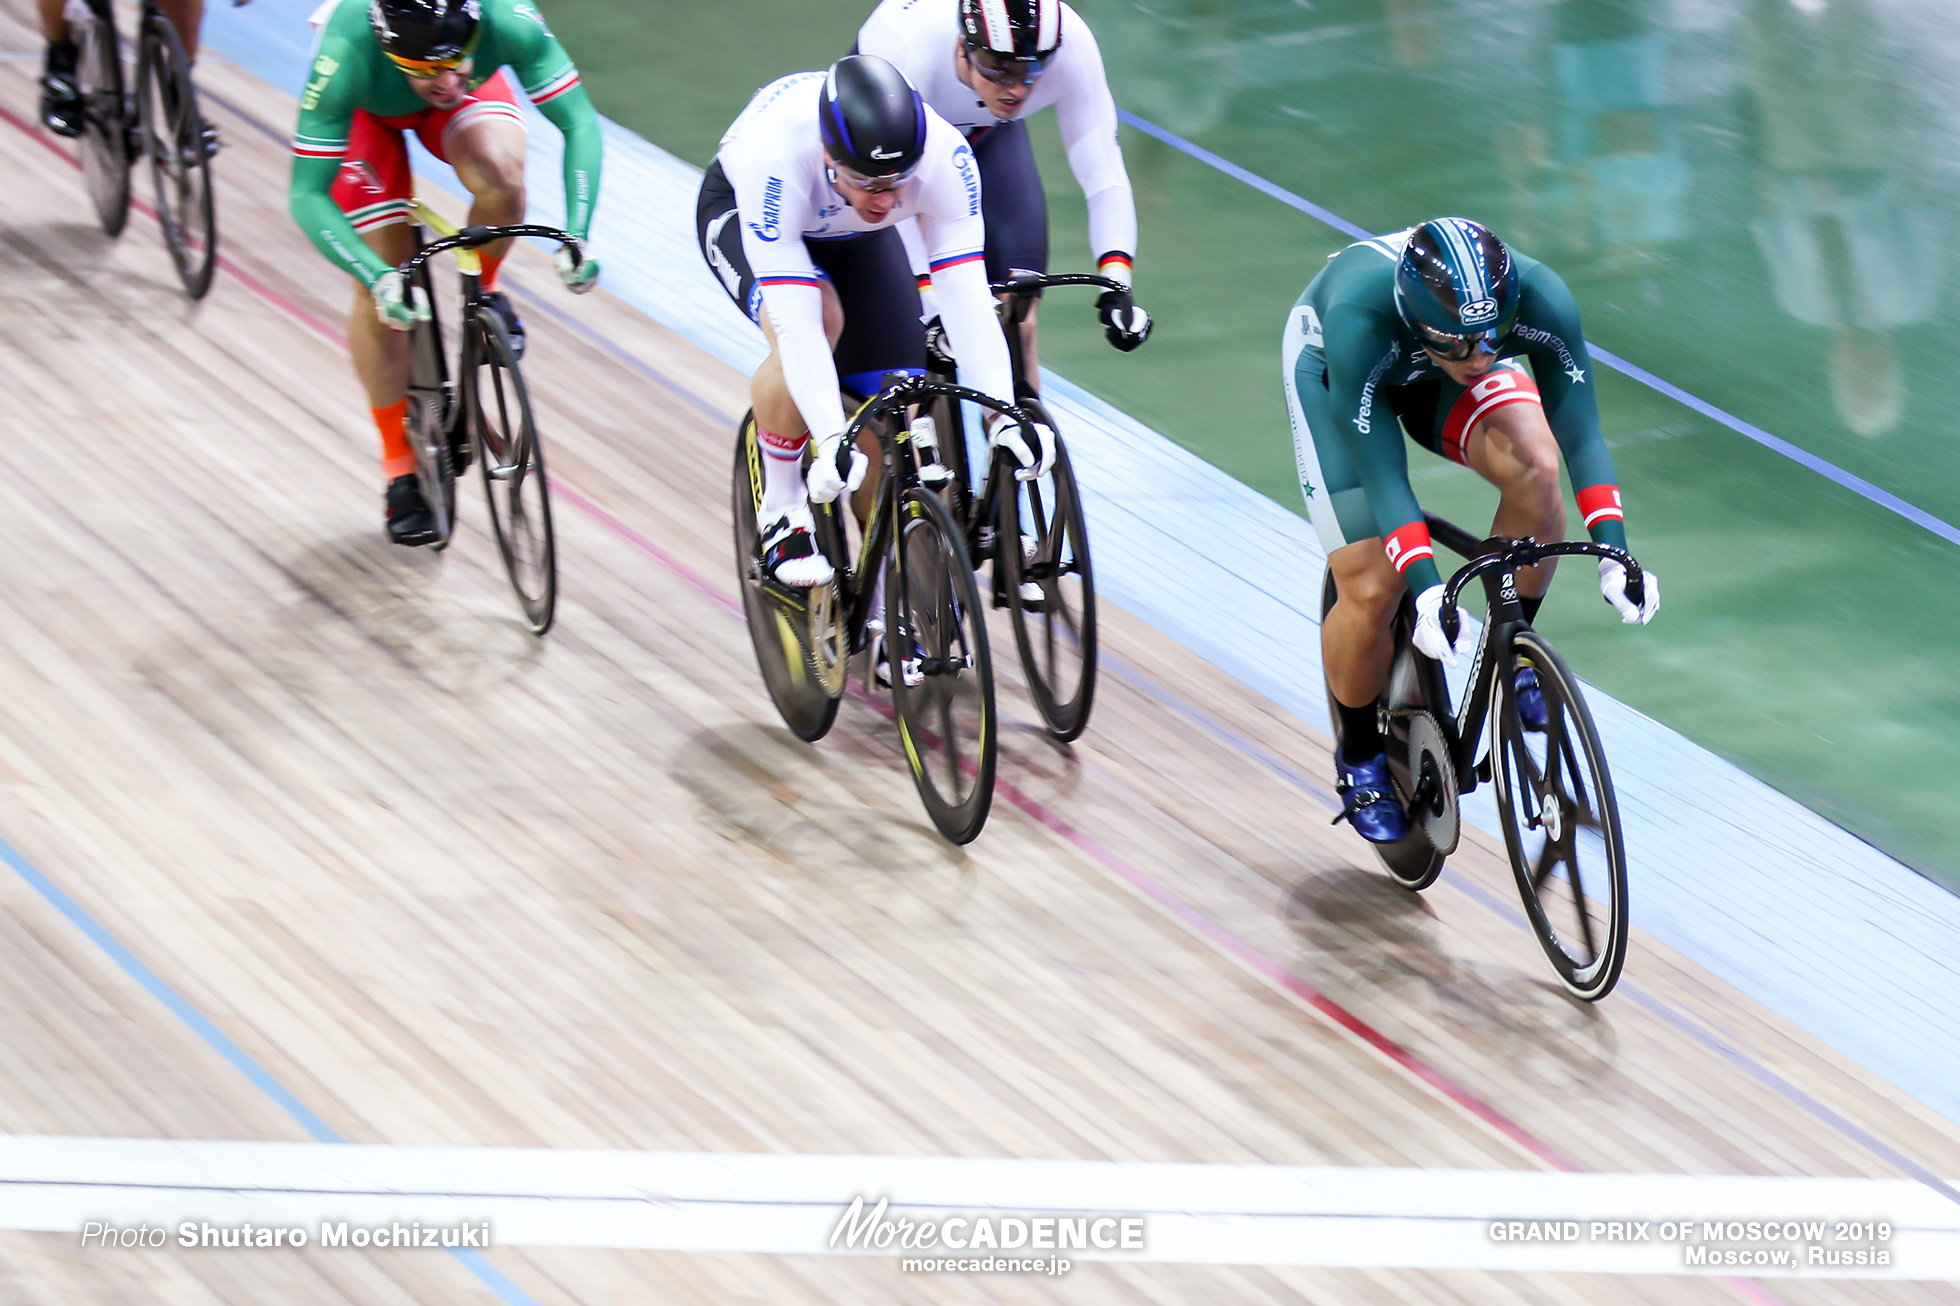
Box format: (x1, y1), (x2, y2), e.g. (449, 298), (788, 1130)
(6, 104), (1804, 1300)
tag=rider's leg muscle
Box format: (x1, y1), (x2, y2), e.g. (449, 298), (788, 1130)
(1465, 400), (1566, 597)
(446, 114), (528, 269)
(1323, 539), (1403, 711)
(348, 223), (417, 409)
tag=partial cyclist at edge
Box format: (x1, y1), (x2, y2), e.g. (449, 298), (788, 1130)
(288, 0), (601, 546)
(38, 0), (231, 143)
(698, 54), (1047, 592)
(855, 0), (1152, 377)
(1284, 218), (1662, 842)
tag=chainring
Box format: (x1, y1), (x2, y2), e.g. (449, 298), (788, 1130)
(1402, 709), (1461, 856)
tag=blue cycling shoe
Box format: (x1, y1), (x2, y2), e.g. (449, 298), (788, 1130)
(1332, 751), (1410, 844)
(1514, 666), (1548, 732)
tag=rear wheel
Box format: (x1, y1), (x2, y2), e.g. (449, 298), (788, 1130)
(75, 0), (130, 237)
(889, 485), (995, 843)
(1491, 629), (1629, 1001)
(1320, 572), (1449, 890)
(135, 12), (214, 298)
(472, 305), (556, 633)
(731, 416), (844, 742)
(997, 431), (1097, 740)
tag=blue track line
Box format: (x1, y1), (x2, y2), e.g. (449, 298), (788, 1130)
(1114, 108), (1960, 550)
(0, 836), (543, 1306)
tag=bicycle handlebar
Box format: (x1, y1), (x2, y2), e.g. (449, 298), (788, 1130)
(1438, 538), (1646, 646)
(832, 373), (1038, 484)
(399, 224), (584, 278)
(991, 271), (1128, 298)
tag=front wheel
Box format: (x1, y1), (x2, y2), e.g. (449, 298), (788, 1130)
(889, 485), (996, 843)
(1491, 628), (1630, 1001)
(471, 305), (556, 634)
(997, 433), (1097, 741)
(75, 0), (130, 237)
(135, 12), (214, 298)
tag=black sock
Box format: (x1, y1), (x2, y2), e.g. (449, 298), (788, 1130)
(1519, 593), (1544, 626)
(1336, 699), (1381, 765)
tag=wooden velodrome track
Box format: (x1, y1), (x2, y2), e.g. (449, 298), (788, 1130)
(0, 11), (1956, 1302)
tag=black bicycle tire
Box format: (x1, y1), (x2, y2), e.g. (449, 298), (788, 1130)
(472, 306), (556, 634)
(889, 484), (996, 843)
(998, 436), (1098, 741)
(1319, 571), (1448, 890)
(76, 0), (130, 237)
(1491, 628), (1630, 1001)
(135, 12), (215, 299)
(728, 418), (841, 742)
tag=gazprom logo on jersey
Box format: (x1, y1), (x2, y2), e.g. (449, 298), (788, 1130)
(749, 177), (785, 243)
(952, 144), (979, 216)
(1459, 297), (1499, 326)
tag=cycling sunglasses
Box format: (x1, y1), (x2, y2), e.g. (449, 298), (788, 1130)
(386, 52), (472, 79)
(1416, 322), (1509, 363)
(826, 160), (917, 195)
(964, 45), (1053, 86)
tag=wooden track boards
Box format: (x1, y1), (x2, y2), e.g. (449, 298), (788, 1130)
(0, 10), (1955, 1301)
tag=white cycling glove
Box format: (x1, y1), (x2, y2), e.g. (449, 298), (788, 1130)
(1412, 584), (1476, 667)
(1599, 559), (1660, 624)
(371, 270), (429, 332)
(989, 416), (1056, 481)
(555, 246), (599, 294)
(806, 434), (870, 505)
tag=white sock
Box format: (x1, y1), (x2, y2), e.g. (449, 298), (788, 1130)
(758, 426), (809, 519)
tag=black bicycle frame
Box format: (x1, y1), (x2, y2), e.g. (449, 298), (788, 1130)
(825, 374), (1039, 646)
(1420, 512), (1647, 794)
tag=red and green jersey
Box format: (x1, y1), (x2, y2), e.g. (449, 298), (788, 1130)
(288, 0), (601, 286)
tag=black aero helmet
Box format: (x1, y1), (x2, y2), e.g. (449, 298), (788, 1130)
(1394, 217), (1521, 358)
(370, 0), (480, 71)
(818, 56), (927, 179)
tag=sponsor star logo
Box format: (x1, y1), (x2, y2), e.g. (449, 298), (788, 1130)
(1565, 362), (1587, 384)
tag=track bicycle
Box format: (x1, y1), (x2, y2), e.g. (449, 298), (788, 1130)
(70, 0), (217, 297)
(397, 201), (584, 634)
(917, 272), (1110, 742)
(1320, 513), (1648, 1000)
(732, 374), (1040, 844)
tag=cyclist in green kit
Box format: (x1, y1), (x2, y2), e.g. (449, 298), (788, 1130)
(1283, 218), (1661, 843)
(288, 0), (602, 545)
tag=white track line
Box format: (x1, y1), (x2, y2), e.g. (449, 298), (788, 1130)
(2, 1137), (1954, 1277)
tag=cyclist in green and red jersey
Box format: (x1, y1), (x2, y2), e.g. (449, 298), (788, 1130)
(289, 0), (601, 545)
(1283, 218), (1661, 843)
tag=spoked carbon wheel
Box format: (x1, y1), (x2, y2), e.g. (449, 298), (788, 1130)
(472, 306), (555, 633)
(889, 485), (996, 843)
(75, 0), (130, 237)
(997, 434), (1097, 741)
(1319, 572), (1448, 890)
(1491, 629), (1629, 1001)
(730, 418), (844, 742)
(135, 12), (215, 298)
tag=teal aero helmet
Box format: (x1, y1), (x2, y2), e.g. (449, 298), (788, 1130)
(1394, 217), (1519, 360)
